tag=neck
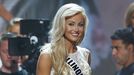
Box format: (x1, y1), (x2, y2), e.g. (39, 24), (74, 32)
(65, 40), (77, 53)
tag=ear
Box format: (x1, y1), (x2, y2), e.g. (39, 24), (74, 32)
(127, 44), (134, 53)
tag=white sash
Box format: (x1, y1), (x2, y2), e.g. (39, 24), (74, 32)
(66, 57), (83, 75)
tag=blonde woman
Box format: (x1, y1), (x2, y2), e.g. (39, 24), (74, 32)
(36, 3), (92, 75)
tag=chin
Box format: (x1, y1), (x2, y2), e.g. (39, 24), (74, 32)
(71, 39), (78, 42)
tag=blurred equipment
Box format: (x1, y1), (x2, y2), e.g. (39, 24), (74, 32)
(8, 19), (50, 74)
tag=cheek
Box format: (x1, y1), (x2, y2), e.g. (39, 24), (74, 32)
(66, 26), (70, 31)
(65, 25), (72, 32)
(0, 54), (6, 61)
(79, 28), (84, 34)
(119, 50), (129, 59)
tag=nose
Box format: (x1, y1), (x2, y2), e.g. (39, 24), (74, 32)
(73, 25), (79, 31)
(112, 49), (117, 57)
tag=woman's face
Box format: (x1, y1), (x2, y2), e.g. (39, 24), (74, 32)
(64, 13), (85, 43)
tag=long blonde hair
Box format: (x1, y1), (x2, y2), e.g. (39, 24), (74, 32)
(124, 2), (134, 26)
(49, 3), (89, 75)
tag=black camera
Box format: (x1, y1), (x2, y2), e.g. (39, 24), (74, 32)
(8, 19), (50, 56)
(8, 19), (50, 74)
(8, 37), (31, 56)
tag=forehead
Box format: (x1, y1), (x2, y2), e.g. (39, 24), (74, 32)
(66, 13), (84, 21)
(112, 39), (124, 46)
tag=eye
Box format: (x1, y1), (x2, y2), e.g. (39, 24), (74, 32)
(78, 21), (84, 26)
(68, 23), (74, 26)
(78, 23), (84, 27)
(111, 46), (120, 51)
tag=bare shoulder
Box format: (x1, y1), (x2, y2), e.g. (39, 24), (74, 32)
(36, 49), (52, 75)
(39, 51), (52, 64)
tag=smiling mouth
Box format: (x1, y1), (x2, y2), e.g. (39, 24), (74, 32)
(72, 33), (79, 36)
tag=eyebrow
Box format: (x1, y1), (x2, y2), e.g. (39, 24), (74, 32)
(111, 46), (118, 49)
(67, 19), (84, 23)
